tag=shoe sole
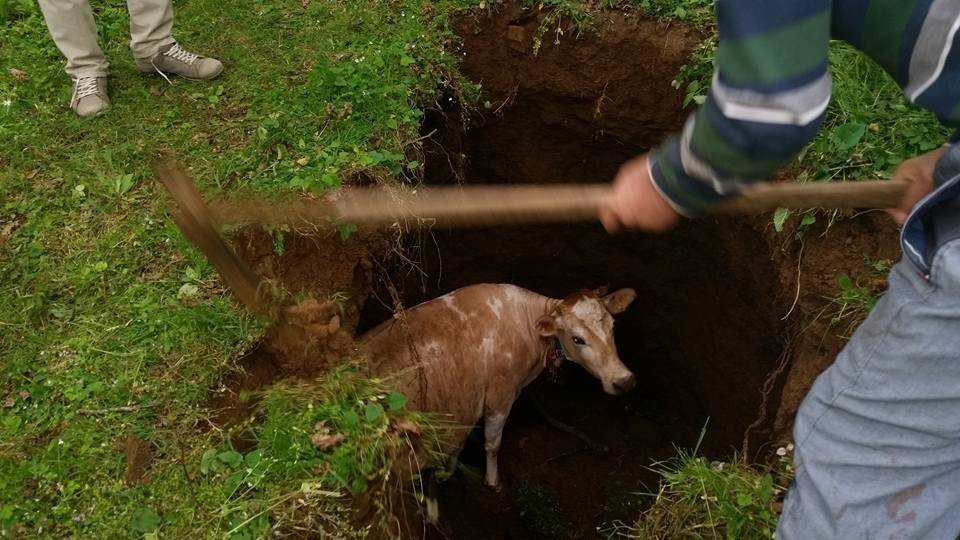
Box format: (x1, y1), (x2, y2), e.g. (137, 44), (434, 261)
(137, 65), (224, 81)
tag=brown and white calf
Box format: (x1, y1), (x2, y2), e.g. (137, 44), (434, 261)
(360, 283), (637, 487)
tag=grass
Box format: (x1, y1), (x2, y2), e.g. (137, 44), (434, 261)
(1, 0), (467, 536)
(627, 451), (789, 540)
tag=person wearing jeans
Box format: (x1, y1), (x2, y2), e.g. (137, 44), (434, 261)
(38, 0), (223, 117)
(600, 0), (960, 536)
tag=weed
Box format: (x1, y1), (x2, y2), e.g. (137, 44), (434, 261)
(629, 452), (785, 539)
(816, 255), (891, 339)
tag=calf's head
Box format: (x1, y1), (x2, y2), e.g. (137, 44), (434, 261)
(536, 288), (637, 395)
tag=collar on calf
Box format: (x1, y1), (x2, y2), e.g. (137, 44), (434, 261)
(544, 338), (570, 374)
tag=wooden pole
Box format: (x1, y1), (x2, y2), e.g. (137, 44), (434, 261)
(205, 180), (909, 228)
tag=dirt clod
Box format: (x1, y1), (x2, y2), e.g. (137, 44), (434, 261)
(123, 434), (154, 486)
(263, 299), (357, 375)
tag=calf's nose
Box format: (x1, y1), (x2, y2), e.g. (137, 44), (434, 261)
(612, 373), (636, 394)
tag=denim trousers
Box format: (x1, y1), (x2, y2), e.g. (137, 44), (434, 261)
(778, 144), (960, 539)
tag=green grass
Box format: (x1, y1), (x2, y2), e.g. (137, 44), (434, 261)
(1, 0), (467, 536)
(799, 43), (950, 180)
(629, 452), (787, 540)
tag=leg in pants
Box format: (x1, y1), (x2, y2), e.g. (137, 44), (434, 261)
(778, 148), (960, 539)
(37, 0), (108, 78)
(126, 0), (174, 61)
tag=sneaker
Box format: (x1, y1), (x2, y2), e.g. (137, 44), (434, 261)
(136, 43), (223, 82)
(70, 77), (110, 117)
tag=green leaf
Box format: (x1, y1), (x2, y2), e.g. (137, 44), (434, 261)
(350, 477), (368, 493)
(131, 507), (160, 533)
(839, 273), (854, 291)
(217, 450), (243, 468)
(338, 223), (357, 242)
(400, 55), (415, 66)
(3, 415), (22, 436)
(364, 402), (384, 423)
(833, 122), (866, 150)
(800, 212), (816, 227)
(387, 392), (407, 411)
(177, 283), (199, 299)
(735, 493), (754, 507)
(759, 473), (775, 502)
(200, 449), (218, 475)
(341, 409), (359, 428)
(244, 449), (262, 468)
(772, 207), (790, 233)
(224, 470), (245, 495)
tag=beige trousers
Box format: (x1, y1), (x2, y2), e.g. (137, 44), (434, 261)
(38, 0), (175, 78)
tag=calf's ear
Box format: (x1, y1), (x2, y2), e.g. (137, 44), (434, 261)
(602, 288), (636, 314)
(535, 316), (558, 337)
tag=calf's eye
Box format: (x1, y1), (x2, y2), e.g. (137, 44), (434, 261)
(572, 336), (586, 346)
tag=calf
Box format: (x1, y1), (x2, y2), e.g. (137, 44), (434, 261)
(361, 283), (636, 487)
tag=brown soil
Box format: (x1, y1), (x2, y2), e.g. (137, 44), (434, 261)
(769, 212), (901, 433)
(207, 228), (386, 428)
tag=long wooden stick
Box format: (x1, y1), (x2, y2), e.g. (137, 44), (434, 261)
(206, 179), (909, 228)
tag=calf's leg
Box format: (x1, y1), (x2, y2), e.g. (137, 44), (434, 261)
(484, 410), (509, 489)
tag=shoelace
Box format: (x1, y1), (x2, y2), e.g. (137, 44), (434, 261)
(151, 43), (200, 85)
(163, 43), (199, 65)
(72, 77), (100, 102)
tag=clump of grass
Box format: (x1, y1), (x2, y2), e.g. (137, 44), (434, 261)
(187, 365), (445, 538)
(621, 0), (714, 24)
(819, 257), (889, 337)
(629, 452), (785, 539)
(799, 43), (950, 181)
(526, 0), (713, 56)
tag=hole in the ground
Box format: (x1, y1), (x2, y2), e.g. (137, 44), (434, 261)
(358, 7), (788, 537)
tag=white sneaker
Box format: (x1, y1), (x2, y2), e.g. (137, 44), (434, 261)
(70, 77), (110, 118)
(136, 43), (224, 82)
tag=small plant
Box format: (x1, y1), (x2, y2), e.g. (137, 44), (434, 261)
(630, 452), (784, 539)
(772, 208), (817, 239)
(671, 34), (717, 108)
(832, 273), (878, 321)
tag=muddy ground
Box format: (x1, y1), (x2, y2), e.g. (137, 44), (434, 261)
(213, 3), (902, 538)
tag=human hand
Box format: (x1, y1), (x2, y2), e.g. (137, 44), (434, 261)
(888, 146), (948, 224)
(599, 154), (681, 233)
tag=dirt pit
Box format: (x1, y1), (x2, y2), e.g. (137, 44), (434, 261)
(354, 6), (789, 537)
(210, 4), (901, 536)
(359, 221), (787, 537)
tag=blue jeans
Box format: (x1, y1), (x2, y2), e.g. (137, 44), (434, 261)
(778, 145), (960, 539)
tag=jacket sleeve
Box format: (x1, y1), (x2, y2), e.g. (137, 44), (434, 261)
(649, 0), (833, 216)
